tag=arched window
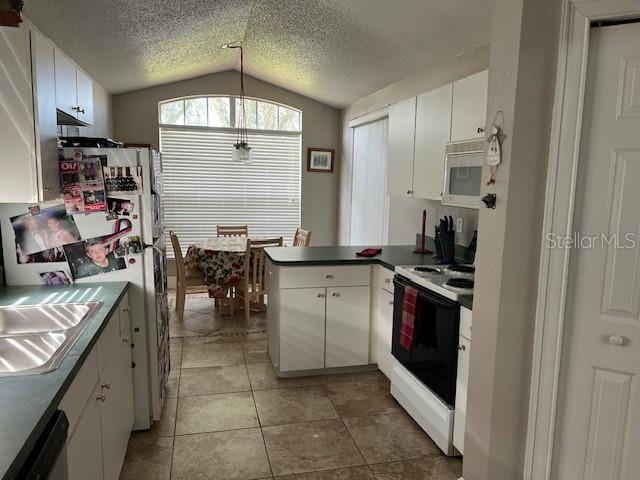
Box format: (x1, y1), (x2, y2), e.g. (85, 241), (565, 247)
(159, 96), (302, 254)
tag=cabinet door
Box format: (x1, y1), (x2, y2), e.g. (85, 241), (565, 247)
(280, 288), (326, 372)
(100, 338), (134, 480)
(0, 25), (38, 203)
(451, 70), (488, 141)
(76, 69), (94, 125)
(326, 286), (370, 368)
(413, 83), (452, 200)
(387, 97), (416, 197)
(66, 384), (104, 480)
(54, 47), (78, 117)
(376, 288), (395, 379)
(30, 29), (59, 200)
(453, 336), (471, 454)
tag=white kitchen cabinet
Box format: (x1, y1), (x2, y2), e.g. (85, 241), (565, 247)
(451, 70), (488, 141)
(387, 97), (416, 197)
(0, 24), (38, 203)
(75, 68), (94, 125)
(279, 288), (326, 372)
(54, 47), (78, 119)
(413, 83), (453, 200)
(60, 294), (133, 480)
(376, 288), (395, 379)
(54, 46), (93, 125)
(453, 306), (472, 454)
(66, 384), (104, 480)
(325, 286), (371, 368)
(30, 29), (60, 200)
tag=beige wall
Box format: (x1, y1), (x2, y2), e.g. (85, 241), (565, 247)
(463, 0), (561, 478)
(339, 46), (490, 246)
(111, 71), (341, 246)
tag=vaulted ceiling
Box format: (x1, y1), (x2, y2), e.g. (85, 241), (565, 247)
(25, 0), (493, 108)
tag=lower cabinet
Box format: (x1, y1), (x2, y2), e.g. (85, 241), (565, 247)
(62, 293), (133, 480)
(376, 288), (395, 378)
(453, 306), (472, 454)
(271, 264), (371, 373)
(325, 286), (370, 368)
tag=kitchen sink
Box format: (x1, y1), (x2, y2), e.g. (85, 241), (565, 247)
(0, 302), (102, 376)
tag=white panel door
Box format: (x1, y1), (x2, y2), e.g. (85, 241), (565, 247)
(451, 70), (488, 141)
(280, 288), (326, 371)
(413, 83), (452, 200)
(553, 23), (640, 480)
(0, 25), (38, 203)
(325, 286), (370, 368)
(387, 97), (416, 197)
(66, 384), (104, 480)
(54, 47), (78, 117)
(76, 68), (94, 125)
(376, 287), (395, 379)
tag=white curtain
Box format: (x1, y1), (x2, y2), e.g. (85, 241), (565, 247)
(349, 118), (389, 245)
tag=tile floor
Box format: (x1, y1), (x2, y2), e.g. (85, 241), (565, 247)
(120, 295), (462, 479)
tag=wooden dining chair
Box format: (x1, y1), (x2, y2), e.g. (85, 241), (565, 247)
(169, 231), (208, 321)
(236, 237), (283, 323)
(217, 225), (248, 237)
(293, 228), (312, 246)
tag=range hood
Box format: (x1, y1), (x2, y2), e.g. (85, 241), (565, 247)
(56, 109), (90, 127)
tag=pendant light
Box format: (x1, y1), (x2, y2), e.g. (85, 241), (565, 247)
(223, 41), (252, 164)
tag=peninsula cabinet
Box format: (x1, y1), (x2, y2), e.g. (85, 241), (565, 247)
(60, 294), (134, 480)
(268, 263), (371, 374)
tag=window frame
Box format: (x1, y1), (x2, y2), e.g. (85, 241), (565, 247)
(158, 95), (302, 133)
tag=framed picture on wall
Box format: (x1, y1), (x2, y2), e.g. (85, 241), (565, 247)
(307, 148), (335, 173)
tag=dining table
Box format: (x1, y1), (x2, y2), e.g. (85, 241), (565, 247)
(184, 236), (256, 298)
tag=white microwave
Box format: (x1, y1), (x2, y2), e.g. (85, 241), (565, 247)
(442, 138), (484, 208)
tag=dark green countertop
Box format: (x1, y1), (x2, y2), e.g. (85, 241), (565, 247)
(264, 245), (442, 270)
(0, 282), (129, 480)
(459, 295), (474, 310)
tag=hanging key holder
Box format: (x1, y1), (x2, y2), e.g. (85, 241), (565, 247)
(485, 110), (507, 186)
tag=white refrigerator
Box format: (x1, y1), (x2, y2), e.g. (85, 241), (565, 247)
(0, 147), (169, 431)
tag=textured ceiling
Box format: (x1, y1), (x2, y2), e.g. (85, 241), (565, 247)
(25, 0), (493, 107)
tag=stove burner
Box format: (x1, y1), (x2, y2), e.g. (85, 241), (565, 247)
(447, 265), (475, 274)
(446, 278), (474, 289)
(414, 266), (440, 273)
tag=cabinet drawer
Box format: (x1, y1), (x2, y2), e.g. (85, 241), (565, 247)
(59, 349), (98, 435)
(96, 309), (120, 373)
(380, 270), (394, 294)
(460, 306), (472, 340)
(279, 265), (370, 289)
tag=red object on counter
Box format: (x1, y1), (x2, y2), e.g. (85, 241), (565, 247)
(414, 209), (432, 254)
(355, 248), (382, 257)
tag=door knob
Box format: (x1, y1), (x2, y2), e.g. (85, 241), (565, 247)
(607, 335), (627, 346)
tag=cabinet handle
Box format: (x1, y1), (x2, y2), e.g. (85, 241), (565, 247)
(384, 278), (391, 284)
(101, 382), (111, 390)
(607, 335), (627, 346)
(458, 344), (466, 351)
(71, 106), (85, 114)
(477, 126), (484, 133)
(96, 394), (106, 402)
(122, 337), (129, 344)
(406, 189), (414, 195)
(123, 307), (130, 312)
(332, 292), (340, 298)
(317, 293), (325, 298)
(325, 274), (334, 279)
(389, 300), (394, 305)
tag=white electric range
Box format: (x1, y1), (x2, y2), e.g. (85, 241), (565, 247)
(394, 264), (475, 301)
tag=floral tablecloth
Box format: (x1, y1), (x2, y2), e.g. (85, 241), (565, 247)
(184, 237), (252, 297)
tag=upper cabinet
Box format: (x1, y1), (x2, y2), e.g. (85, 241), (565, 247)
(451, 70), (488, 141)
(413, 83), (453, 200)
(0, 24), (39, 203)
(386, 69), (488, 200)
(55, 47), (94, 125)
(387, 97), (417, 197)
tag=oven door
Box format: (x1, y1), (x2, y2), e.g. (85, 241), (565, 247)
(442, 150), (483, 208)
(392, 275), (460, 407)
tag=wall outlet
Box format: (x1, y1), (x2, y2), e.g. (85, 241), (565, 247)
(456, 218), (463, 233)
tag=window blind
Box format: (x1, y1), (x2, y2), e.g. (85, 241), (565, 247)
(160, 126), (301, 256)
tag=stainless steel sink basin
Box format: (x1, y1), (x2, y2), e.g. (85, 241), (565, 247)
(0, 302), (102, 376)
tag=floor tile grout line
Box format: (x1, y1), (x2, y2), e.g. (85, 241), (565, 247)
(168, 335), (184, 480)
